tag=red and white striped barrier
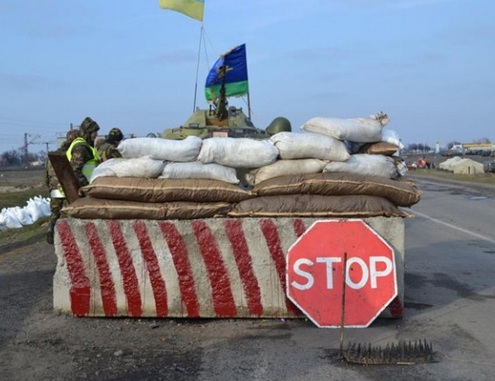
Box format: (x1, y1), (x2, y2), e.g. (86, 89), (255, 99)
(53, 217), (404, 319)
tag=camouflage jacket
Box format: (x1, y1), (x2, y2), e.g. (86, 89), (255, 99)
(98, 141), (121, 162)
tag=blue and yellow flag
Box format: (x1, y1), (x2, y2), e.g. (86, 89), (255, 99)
(205, 44), (249, 102)
(159, 0), (204, 22)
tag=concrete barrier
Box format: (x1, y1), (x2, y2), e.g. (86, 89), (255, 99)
(53, 217), (404, 320)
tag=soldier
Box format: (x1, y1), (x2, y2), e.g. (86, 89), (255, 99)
(45, 128), (79, 244)
(66, 117), (100, 187)
(98, 127), (124, 162)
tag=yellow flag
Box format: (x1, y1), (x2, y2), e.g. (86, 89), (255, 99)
(159, 0), (204, 22)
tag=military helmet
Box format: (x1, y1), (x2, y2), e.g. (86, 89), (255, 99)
(79, 117), (100, 134)
(107, 127), (123, 142)
(266, 117), (292, 136)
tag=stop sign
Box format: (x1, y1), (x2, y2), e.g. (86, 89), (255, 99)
(286, 219), (397, 328)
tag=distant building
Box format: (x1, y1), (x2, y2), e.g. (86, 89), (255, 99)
(462, 142), (495, 155)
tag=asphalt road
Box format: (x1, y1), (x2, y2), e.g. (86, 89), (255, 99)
(1, 176), (495, 380)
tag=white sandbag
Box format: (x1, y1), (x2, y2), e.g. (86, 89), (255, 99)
(159, 162), (240, 184)
(118, 136), (202, 162)
(323, 154), (399, 179)
(300, 112), (388, 143)
(246, 159), (328, 186)
(10, 206), (33, 226)
(0, 208), (23, 229)
(269, 131), (350, 161)
(198, 138), (279, 168)
(90, 156), (166, 182)
(25, 196), (50, 222)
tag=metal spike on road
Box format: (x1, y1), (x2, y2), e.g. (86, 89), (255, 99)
(343, 339), (435, 365)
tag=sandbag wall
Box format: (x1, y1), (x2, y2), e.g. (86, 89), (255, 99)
(61, 112), (421, 220)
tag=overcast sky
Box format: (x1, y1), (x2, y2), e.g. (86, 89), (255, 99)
(1, 0), (494, 154)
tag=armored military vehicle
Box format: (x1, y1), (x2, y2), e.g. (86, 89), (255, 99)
(161, 44), (291, 140)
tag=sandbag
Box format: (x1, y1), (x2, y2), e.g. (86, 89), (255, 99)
(229, 194), (412, 218)
(82, 177), (253, 203)
(300, 112), (388, 143)
(252, 172), (421, 207)
(90, 156), (166, 182)
(117, 136), (202, 162)
(246, 159), (327, 186)
(269, 131), (349, 161)
(25, 196), (51, 222)
(0, 208), (23, 229)
(198, 137), (279, 168)
(61, 197), (232, 220)
(357, 142), (400, 156)
(324, 154), (399, 179)
(159, 162), (240, 184)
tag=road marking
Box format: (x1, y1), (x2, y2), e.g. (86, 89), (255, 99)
(407, 209), (495, 245)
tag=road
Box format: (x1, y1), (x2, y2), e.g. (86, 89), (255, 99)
(1, 176), (495, 381)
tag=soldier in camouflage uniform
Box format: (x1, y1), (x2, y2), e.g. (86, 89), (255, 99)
(66, 117), (100, 187)
(45, 128), (79, 244)
(98, 127), (123, 161)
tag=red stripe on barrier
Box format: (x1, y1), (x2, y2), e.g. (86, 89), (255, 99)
(387, 296), (404, 318)
(57, 220), (91, 316)
(159, 222), (200, 317)
(192, 221), (237, 317)
(224, 220), (263, 316)
(85, 223), (117, 316)
(260, 219), (300, 315)
(133, 221), (168, 317)
(293, 219), (307, 237)
(108, 221), (142, 317)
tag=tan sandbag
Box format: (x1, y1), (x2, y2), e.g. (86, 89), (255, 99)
(300, 113), (387, 143)
(324, 154), (399, 179)
(229, 194), (412, 218)
(246, 159), (327, 186)
(269, 131), (350, 161)
(61, 197), (232, 220)
(159, 162), (240, 184)
(198, 137), (279, 168)
(358, 142), (400, 156)
(252, 172), (421, 207)
(82, 177), (253, 203)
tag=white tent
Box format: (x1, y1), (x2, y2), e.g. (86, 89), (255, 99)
(438, 157), (462, 171)
(439, 157), (484, 175)
(452, 158), (485, 175)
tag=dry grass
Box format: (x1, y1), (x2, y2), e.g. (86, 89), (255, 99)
(408, 168), (495, 185)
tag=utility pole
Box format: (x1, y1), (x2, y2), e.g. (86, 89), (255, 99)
(24, 133), (29, 167)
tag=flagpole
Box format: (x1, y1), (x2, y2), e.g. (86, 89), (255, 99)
(247, 91), (251, 120)
(192, 25), (204, 112)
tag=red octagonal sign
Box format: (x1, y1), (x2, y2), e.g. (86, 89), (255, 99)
(286, 219), (397, 328)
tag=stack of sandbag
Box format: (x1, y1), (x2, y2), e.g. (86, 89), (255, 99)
(230, 112), (417, 218)
(301, 112), (404, 179)
(0, 196), (51, 231)
(245, 112), (404, 186)
(64, 136), (248, 220)
(61, 112), (421, 220)
(66, 178), (252, 220)
(230, 172), (418, 218)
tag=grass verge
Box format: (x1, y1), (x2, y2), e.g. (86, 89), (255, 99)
(407, 169), (495, 185)
(0, 187), (49, 210)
